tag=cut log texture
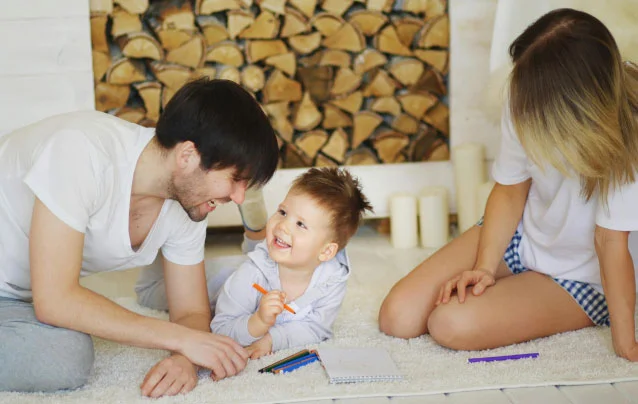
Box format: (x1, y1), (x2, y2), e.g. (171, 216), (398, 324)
(117, 32), (164, 60)
(281, 8), (309, 37)
(115, 0), (148, 14)
(92, 50), (111, 81)
(114, 106), (146, 123)
(133, 82), (161, 121)
(95, 82), (130, 111)
(322, 0), (353, 16)
(292, 92), (322, 131)
(296, 129), (328, 158)
(111, 7), (142, 37)
(91, 13), (109, 53)
(372, 129), (410, 162)
(322, 104), (353, 129)
(90, 0), (114, 14)
(264, 52), (296, 76)
(311, 12), (344, 37)
(348, 10), (387, 36)
(90, 0), (449, 168)
(241, 65), (266, 92)
(240, 10), (280, 38)
(321, 128), (349, 162)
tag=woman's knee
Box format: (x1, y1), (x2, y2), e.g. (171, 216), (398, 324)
(427, 303), (484, 350)
(378, 292), (428, 339)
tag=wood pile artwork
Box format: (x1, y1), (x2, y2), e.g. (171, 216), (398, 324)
(90, 0), (450, 168)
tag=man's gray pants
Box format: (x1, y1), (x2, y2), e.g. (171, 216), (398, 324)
(0, 237), (257, 393)
(0, 297), (94, 392)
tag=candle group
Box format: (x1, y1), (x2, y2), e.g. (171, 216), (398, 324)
(389, 194), (418, 249)
(388, 141), (492, 249)
(390, 187), (450, 249)
(418, 187), (449, 249)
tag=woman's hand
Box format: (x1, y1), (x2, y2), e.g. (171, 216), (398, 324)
(436, 269), (496, 304)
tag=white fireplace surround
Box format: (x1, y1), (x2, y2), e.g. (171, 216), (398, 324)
(0, 0), (503, 227)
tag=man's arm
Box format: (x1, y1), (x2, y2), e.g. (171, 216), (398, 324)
(594, 225), (638, 361)
(140, 257), (217, 398)
(163, 257), (211, 332)
(30, 199), (247, 377)
(30, 198), (187, 350)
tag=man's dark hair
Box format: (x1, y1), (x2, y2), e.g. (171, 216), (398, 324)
(155, 78), (279, 187)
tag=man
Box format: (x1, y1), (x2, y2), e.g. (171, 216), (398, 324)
(0, 79), (280, 397)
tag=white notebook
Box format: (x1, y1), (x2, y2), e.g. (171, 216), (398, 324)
(317, 347), (403, 384)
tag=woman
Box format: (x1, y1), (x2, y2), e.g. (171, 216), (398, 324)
(379, 8), (638, 358)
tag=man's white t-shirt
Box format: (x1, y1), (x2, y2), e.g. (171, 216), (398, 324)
(491, 107), (638, 293)
(0, 111), (207, 301)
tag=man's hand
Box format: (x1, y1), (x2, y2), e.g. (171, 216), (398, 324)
(257, 291), (285, 326)
(178, 329), (249, 381)
(246, 333), (273, 360)
(141, 354), (197, 398)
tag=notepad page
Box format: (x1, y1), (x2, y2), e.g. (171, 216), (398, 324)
(317, 347), (403, 383)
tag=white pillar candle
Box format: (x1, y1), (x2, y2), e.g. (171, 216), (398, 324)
(390, 193), (418, 249)
(419, 186), (449, 249)
(452, 143), (487, 233)
(475, 181), (495, 219)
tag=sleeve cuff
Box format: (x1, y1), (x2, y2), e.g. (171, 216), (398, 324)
(492, 169), (531, 186)
(24, 177), (87, 233)
(161, 250), (205, 267)
(235, 316), (260, 346)
(268, 327), (286, 351)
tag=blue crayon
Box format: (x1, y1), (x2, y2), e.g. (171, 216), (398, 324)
(273, 353), (318, 374)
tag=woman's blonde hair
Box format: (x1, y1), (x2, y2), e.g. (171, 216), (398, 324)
(509, 8), (638, 205)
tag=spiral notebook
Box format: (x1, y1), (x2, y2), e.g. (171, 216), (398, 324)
(316, 347), (403, 384)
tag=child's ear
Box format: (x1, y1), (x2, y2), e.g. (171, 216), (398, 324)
(318, 242), (339, 262)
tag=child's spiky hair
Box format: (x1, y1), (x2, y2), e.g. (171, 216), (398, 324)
(290, 167), (373, 249)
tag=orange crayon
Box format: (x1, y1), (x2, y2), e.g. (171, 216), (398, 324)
(252, 283), (296, 314)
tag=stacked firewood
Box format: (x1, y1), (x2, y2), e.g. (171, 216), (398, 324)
(90, 0), (450, 168)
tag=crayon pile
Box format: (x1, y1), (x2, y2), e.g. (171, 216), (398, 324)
(258, 349), (319, 374)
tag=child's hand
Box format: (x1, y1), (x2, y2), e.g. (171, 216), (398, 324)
(257, 290), (285, 326)
(246, 333), (273, 360)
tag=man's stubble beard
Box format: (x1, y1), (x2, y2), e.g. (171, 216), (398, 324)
(167, 172), (208, 223)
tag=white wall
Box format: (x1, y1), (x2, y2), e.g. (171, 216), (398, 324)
(0, 0), (94, 135)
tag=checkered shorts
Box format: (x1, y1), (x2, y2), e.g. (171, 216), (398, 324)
(476, 217), (610, 326)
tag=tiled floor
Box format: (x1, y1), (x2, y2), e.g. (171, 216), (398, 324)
(80, 225), (638, 404)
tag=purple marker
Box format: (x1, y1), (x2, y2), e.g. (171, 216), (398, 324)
(468, 352), (539, 363)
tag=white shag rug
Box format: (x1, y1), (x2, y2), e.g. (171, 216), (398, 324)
(2, 239), (638, 404)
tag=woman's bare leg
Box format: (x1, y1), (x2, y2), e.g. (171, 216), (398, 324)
(378, 225), (511, 338)
(427, 271), (594, 350)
